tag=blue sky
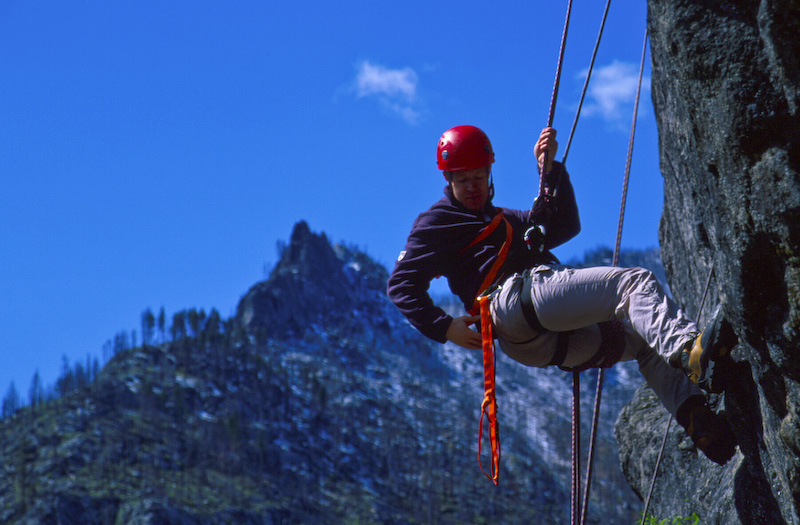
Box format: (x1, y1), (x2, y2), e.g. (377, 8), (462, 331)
(1, 1), (658, 398)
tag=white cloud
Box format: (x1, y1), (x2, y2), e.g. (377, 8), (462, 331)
(580, 60), (651, 122)
(354, 60), (421, 124)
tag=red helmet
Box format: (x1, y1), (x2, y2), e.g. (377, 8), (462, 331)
(436, 125), (495, 171)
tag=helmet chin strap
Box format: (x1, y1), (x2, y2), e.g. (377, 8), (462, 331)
(488, 170), (495, 201)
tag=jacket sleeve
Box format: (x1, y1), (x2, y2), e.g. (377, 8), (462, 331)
(386, 218), (453, 343)
(530, 161), (581, 251)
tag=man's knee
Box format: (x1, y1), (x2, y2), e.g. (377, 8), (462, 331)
(624, 267), (661, 293)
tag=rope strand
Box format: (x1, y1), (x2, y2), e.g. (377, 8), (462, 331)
(641, 261), (716, 523)
(613, 28), (649, 267)
(579, 370), (605, 525)
(571, 370), (581, 525)
(580, 25), (649, 525)
(537, 0), (573, 204)
(530, 5), (649, 524)
(562, 0), (613, 165)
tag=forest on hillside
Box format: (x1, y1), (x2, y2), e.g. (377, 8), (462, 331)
(1, 245), (663, 420)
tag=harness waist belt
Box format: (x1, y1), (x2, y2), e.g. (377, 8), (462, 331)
(520, 271), (570, 367)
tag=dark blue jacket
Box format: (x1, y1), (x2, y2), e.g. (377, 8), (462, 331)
(387, 161), (580, 342)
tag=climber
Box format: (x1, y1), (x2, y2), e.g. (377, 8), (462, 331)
(387, 124), (737, 465)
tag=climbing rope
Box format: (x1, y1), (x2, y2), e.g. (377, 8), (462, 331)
(541, 0), (574, 173)
(562, 0), (613, 166)
(640, 261), (716, 524)
(526, 2), (634, 523)
(528, 0), (573, 253)
(579, 366), (604, 525)
(614, 28), (648, 267)
(520, 2), (648, 522)
(578, 26), (649, 525)
(534, 2), (580, 519)
(571, 370), (581, 525)
(560, 2), (615, 522)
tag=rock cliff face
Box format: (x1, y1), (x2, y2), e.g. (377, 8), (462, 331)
(616, 1), (800, 523)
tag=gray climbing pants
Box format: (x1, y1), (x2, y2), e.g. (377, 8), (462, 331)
(490, 265), (704, 416)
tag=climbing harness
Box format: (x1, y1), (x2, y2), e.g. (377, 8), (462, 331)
(519, 271), (625, 371)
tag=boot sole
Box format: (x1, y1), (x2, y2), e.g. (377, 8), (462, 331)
(687, 306), (738, 393)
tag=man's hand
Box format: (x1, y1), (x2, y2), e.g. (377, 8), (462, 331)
(446, 315), (483, 350)
(534, 127), (558, 174)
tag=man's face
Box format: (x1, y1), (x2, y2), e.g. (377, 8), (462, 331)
(451, 166), (490, 211)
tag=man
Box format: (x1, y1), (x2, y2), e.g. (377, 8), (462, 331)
(387, 124), (737, 464)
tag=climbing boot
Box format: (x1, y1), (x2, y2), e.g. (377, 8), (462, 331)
(676, 396), (736, 465)
(672, 304), (738, 393)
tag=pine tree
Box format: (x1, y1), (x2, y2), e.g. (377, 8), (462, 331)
(102, 339), (113, 363)
(204, 308), (222, 344)
(28, 370), (43, 409)
(141, 308), (156, 346)
(56, 355), (75, 398)
(187, 308), (203, 338)
(157, 307), (166, 343)
(171, 311), (186, 341)
(2, 381), (21, 418)
(113, 330), (130, 355)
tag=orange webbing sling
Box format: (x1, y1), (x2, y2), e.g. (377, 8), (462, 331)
(463, 211), (512, 485)
(478, 294), (501, 484)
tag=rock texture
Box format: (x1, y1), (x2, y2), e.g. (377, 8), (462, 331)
(616, 1), (800, 523)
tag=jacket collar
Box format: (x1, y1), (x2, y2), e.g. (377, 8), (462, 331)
(444, 185), (497, 216)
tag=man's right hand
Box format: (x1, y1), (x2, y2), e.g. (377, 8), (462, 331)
(446, 315), (483, 350)
(534, 127), (558, 174)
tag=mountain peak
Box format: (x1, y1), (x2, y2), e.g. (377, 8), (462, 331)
(236, 221), (389, 340)
(271, 220), (341, 279)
